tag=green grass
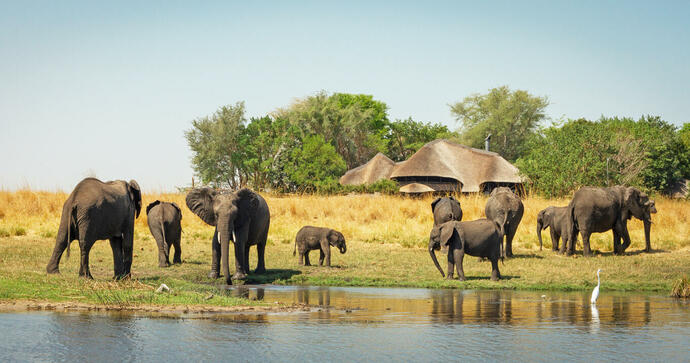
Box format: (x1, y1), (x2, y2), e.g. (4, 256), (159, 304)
(1, 233), (688, 310)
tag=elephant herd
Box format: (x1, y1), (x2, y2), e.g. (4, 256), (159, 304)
(45, 178), (657, 284)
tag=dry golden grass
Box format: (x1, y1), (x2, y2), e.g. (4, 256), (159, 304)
(1, 189), (689, 305)
(2, 189), (688, 253)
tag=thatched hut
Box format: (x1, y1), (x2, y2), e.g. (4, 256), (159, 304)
(339, 152), (397, 185)
(339, 139), (524, 194)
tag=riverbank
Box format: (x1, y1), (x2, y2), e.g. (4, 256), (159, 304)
(1, 235), (688, 311)
(1, 191), (689, 310)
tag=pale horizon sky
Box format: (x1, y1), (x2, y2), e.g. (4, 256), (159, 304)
(1, 1), (689, 191)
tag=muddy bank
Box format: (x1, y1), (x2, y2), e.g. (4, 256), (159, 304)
(0, 299), (314, 317)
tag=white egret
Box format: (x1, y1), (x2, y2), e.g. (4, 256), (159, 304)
(590, 269), (602, 304)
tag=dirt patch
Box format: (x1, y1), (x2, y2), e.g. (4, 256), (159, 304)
(0, 299), (314, 317)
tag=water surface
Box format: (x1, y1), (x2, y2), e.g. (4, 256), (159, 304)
(1, 286), (688, 362)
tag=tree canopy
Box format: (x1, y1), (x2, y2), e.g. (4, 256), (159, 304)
(450, 86), (549, 161)
(186, 92), (456, 192)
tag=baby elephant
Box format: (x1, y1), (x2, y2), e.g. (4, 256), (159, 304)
(536, 206), (571, 252)
(428, 220), (503, 281)
(146, 200), (183, 267)
(294, 226), (346, 267)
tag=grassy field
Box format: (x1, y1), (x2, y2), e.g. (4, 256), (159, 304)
(1, 190), (689, 309)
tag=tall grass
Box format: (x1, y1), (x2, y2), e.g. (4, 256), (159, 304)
(1, 189), (688, 253)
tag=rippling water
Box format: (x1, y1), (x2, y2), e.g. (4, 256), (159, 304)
(2, 286), (689, 362)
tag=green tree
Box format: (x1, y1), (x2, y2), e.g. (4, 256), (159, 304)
(450, 86), (549, 161)
(516, 119), (615, 197)
(386, 117), (456, 161)
(283, 135), (347, 192)
(275, 91), (390, 168)
(185, 102), (247, 188)
(243, 116), (301, 191)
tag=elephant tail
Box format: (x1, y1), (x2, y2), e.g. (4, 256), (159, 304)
(160, 216), (168, 251)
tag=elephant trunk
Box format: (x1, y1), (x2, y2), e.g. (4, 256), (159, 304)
(429, 241), (445, 278)
(339, 244), (346, 254)
(536, 218), (544, 251)
(644, 219), (652, 252)
(218, 220), (232, 285)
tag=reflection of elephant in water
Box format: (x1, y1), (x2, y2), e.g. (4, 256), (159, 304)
(46, 178), (142, 279)
(146, 200), (182, 267)
(431, 196), (462, 225)
(293, 226), (346, 267)
(429, 220), (503, 281)
(485, 187), (523, 257)
(536, 206), (570, 252)
(567, 186), (657, 256)
(186, 188), (270, 284)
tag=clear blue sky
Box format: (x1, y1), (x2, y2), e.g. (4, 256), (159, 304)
(1, 1), (688, 191)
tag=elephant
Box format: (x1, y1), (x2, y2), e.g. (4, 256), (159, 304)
(428, 220), (503, 281)
(567, 185), (657, 256)
(484, 187), (524, 257)
(46, 177), (142, 279)
(536, 206), (570, 252)
(431, 196), (462, 225)
(146, 200), (182, 267)
(293, 226), (347, 267)
(185, 187), (270, 285)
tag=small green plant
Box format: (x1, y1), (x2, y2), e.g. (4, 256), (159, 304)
(671, 277), (690, 298)
(12, 226), (26, 236)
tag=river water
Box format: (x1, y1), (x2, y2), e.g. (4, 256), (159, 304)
(1, 286), (689, 362)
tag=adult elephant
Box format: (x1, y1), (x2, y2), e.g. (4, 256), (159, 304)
(485, 187), (524, 257)
(46, 178), (142, 279)
(428, 220), (504, 281)
(567, 186), (657, 256)
(431, 196), (462, 225)
(536, 206), (570, 252)
(185, 187), (270, 285)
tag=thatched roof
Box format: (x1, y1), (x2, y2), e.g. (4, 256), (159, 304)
(390, 139), (522, 192)
(339, 139), (523, 193)
(339, 152), (397, 185)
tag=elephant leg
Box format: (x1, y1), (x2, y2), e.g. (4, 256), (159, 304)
(505, 230), (515, 258)
(172, 236), (182, 265)
(209, 230), (220, 278)
(304, 251), (311, 266)
(612, 229), (622, 254)
(153, 228), (169, 268)
(581, 230), (592, 257)
(491, 258), (501, 281)
(559, 234), (568, 254)
(232, 227), (249, 281)
(319, 249), (325, 266)
(121, 230), (134, 279)
(298, 248), (305, 265)
(254, 241), (266, 274)
(232, 244), (247, 280)
(325, 246), (331, 267)
(454, 249), (465, 281)
(620, 221), (632, 253)
(47, 234), (70, 274)
(243, 244), (250, 274)
(109, 237), (124, 278)
(445, 250), (455, 279)
(550, 229), (559, 251)
(78, 240), (94, 279)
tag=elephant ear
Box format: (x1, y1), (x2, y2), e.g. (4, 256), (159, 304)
(440, 223), (458, 246)
(431, 197), (442, 212)
(146, 200), (161, 216)
(128, 180), (142, 218)
(622, 187), (640, 220)
(235, 188), (259, 226)
(327, 230), (343, 244)
(186, 188), (218, 226)
(171, 202), (182, 219)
